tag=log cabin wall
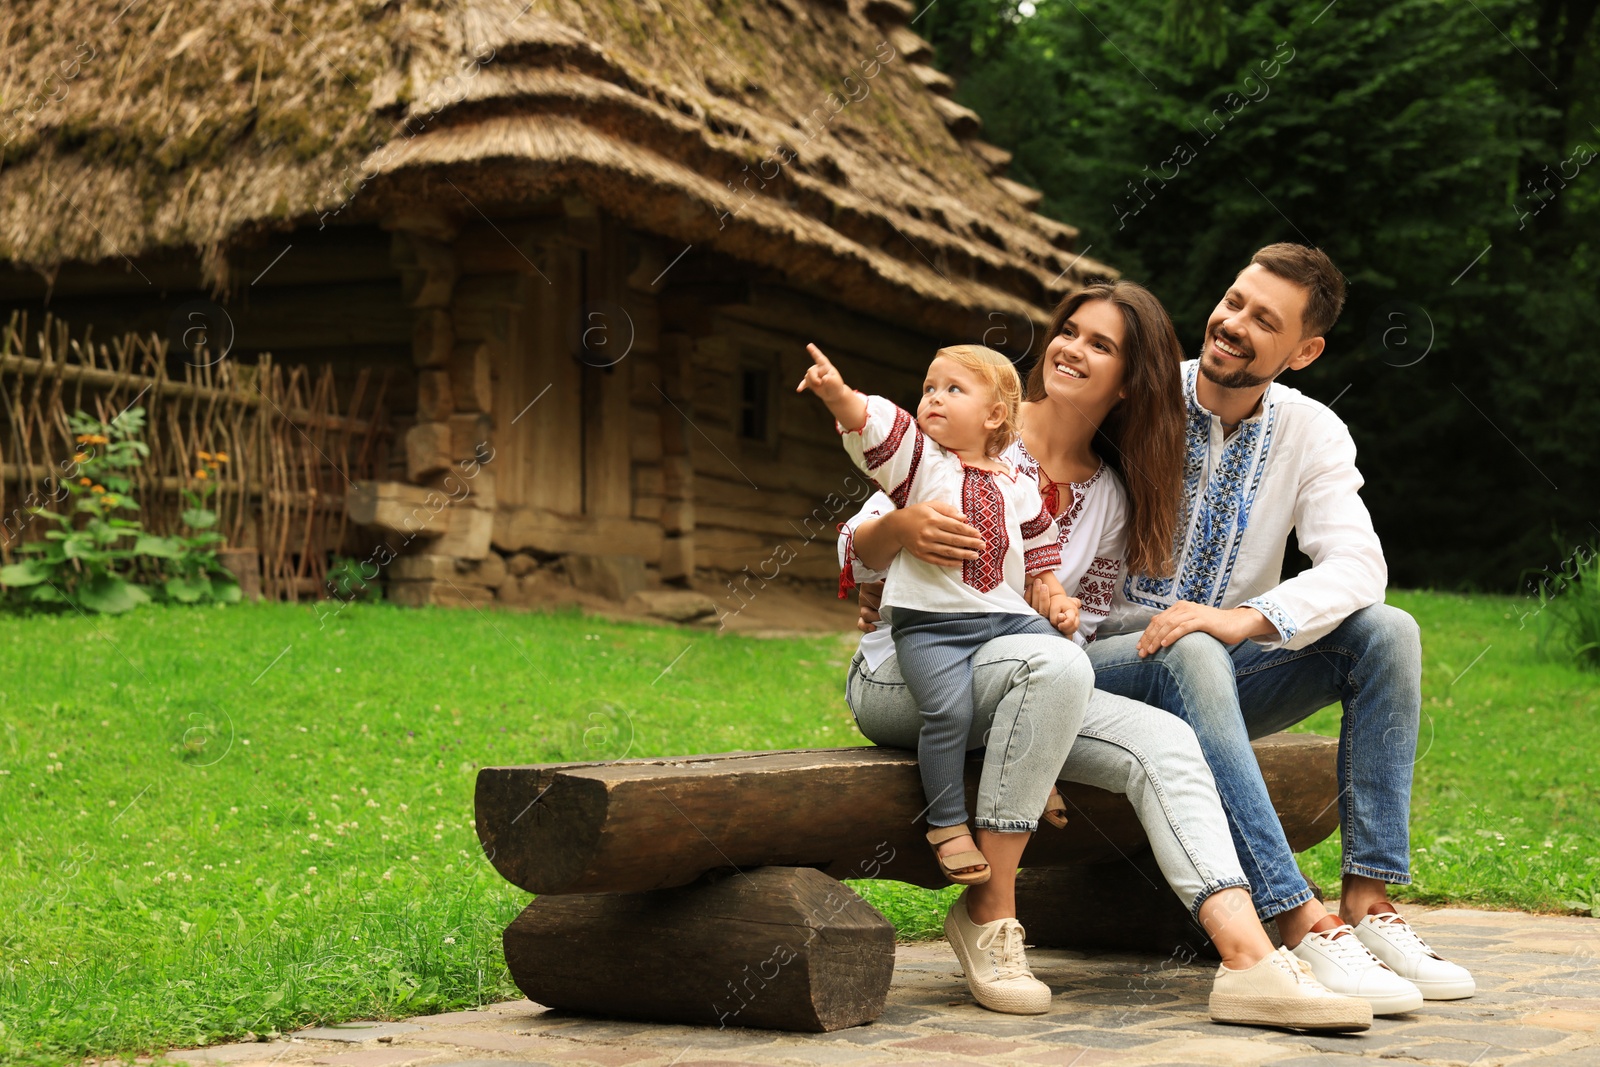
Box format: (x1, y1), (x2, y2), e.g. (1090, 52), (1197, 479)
(431, 197), (947, 592)
(445, 198), (666, 568)
(677, 287), (940, 584)
(0, 225), (414, 446)
(0, 203), (990, 603)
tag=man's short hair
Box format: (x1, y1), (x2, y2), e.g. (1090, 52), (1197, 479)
(1249, 243), (1347, 339)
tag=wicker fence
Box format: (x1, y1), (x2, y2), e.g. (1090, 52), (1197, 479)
(0, 312), (392, 600)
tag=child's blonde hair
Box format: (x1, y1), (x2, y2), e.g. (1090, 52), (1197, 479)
(933, 344), (1024, 457)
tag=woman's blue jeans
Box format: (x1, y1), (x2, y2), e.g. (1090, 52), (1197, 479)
(848, 632), (1250, 917)
(1085, 603), (1423, 920)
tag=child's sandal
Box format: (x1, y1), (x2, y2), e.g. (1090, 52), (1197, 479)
(1041, 787), (1069, 830)
(926, 824), (991, 886)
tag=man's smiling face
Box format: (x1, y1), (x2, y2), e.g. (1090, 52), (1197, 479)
(1199, 264), (1315, 390)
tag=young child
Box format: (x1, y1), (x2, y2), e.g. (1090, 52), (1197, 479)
(799, 342), (1078, 884)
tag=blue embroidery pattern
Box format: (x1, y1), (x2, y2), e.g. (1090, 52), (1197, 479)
(1124, 361), (1279, 611)
(1242, 596), (1298, 643)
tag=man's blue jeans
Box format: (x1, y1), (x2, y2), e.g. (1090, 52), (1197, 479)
(1085, 603), (1422, 920)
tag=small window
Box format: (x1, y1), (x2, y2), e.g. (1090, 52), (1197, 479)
(739, 366), (771, 442)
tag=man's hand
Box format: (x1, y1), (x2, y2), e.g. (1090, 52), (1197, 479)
(857, 581), (884, 634)
(797, 343), (867, 430)
(1135, 601), (1275, 657)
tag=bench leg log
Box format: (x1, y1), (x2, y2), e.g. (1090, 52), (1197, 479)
(1015, 853), (1215, 960)
(1015, 853), (1328, 960)
(502, 866), (896, 1032)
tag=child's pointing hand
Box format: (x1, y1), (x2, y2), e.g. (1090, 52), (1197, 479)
(798, 343), (849, 402)
(797, 343), (867, 432)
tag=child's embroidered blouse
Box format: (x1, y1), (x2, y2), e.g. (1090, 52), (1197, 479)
(840, 395), (1060, 616)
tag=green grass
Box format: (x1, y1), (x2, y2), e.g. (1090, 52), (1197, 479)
(1, 589), (1596, 1063)
(1293, 590), (1600, 915)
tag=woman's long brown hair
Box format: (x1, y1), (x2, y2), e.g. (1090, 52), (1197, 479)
(1023, 281), (1186, 578)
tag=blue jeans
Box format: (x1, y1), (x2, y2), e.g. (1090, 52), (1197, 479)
(890, 608), (1080, 829)
(1086, 603), (1422, 920)
(849, 637), (1250, 916)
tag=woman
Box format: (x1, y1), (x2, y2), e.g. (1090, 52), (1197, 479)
(840, 282), (1369, 1031)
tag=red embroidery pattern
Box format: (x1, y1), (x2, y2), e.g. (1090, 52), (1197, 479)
(836, 523), (857, 599)
(1075, 556), (1121, 614)
(1024, 545), (1062, 574)
(1077, 579), (1114, 614)
(1065, 484), (1091, 525)
(887, 432), (924, 509)
(863, 406), (913, 470)
(1019, 505), (1054, 541)
(961, 468), (1009, 593)
(1087, 555), (1121, 579)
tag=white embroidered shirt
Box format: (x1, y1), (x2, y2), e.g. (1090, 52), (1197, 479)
(839, 396), (1061, 618)
(1102, 359), (1387, 651)
(838, 433), (1128, 670)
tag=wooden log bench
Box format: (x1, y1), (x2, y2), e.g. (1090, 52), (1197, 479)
(474, 732), (1337, 1032)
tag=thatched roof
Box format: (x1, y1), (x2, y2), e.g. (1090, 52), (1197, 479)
(0, 0), (1113, 334)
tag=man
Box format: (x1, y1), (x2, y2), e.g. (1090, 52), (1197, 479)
(1088, 243), (1474, 1013)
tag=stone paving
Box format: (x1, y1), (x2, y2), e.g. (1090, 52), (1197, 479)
(167, 907), (1600, 1067)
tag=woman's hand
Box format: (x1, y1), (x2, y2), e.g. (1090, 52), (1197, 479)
(895, 501), (986, 567)
(857, 581), (884, 633)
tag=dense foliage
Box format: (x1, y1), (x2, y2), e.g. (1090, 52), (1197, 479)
(0, 409), (240, 612)
(921, 0), (1598, 589)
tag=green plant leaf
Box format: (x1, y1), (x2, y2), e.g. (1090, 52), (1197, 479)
(165, 575), (212, 604)
(213, 580), (242, 604)
(134, 535), (185, 559)
(77, 574), (149, 614)
(181, 508), (219, 529)
(0, 560), (49, 586)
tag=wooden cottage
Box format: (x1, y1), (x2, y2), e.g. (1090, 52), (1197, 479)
(0, 0), (1111, 608)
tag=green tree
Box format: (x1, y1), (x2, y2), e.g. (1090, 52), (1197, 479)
(922, 0), (1599, 589)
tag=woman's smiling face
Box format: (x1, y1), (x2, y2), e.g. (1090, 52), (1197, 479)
(1039, 298), (1127, 415)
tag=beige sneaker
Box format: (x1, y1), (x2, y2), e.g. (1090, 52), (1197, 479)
(1210, 946), (1373, 1032)
(943, 891), (1052, 1014)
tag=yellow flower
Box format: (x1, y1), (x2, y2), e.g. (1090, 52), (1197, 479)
(194, 469), (209, 480)
(91, 484), (105, 494)
(197, 450), (213, 461)
(75, 434), (91, 443)
(73, 452), (88, 464)
(104, 495), (119, 507)
(214, 452), (230, 463)
(78, 477), (92, 486)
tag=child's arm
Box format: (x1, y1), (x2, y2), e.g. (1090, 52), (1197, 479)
(1030, 571), (1082, 636)
(797, 343), (867, 431)
(801, 343), (928, 506)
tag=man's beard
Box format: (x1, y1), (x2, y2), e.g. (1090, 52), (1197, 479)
(1197, 336), (1275, 390)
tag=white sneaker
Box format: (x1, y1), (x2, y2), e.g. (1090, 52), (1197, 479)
(1354, 910), (1476, 1000)
(1291, 923), (1424, 1014)
(943, 891), (1052, 1014)
(1210, 946), (1372, 1032)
